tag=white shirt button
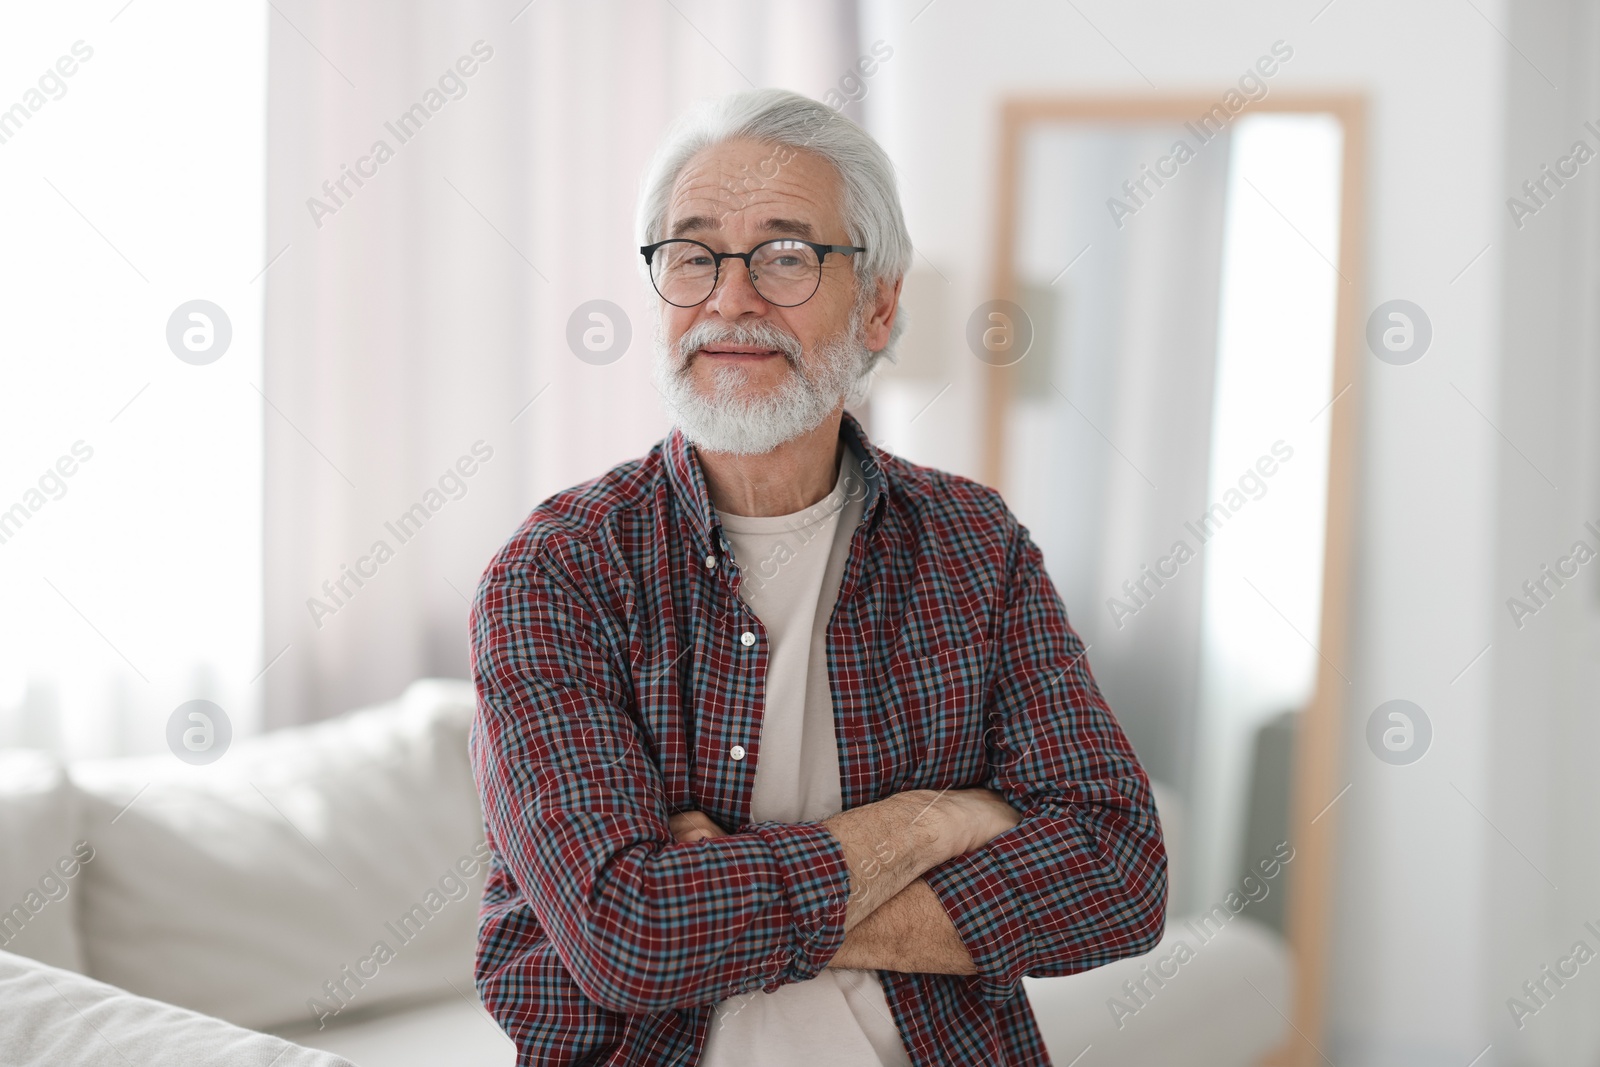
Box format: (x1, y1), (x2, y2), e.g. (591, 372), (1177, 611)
(704, 554), (717, 569)
(730, 744), (746, 761)
(739, 631), (756, 647)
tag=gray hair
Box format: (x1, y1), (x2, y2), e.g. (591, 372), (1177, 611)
(636, 87), (913, 372)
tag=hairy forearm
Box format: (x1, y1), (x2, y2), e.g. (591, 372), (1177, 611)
(827, 879), (976, 974)
(667, 786), (1015, 939)
(821, 790), (960, 931)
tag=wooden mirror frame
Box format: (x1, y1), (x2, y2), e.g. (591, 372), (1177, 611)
(982, 94), (1365, 1067)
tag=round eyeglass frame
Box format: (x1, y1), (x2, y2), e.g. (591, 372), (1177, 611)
(639, 237), (868, 308)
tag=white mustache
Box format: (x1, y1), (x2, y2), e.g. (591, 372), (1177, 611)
(672, 319), (804, 371)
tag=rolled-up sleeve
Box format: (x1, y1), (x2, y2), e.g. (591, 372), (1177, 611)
(921, 520), (1168, 1004)
(469, 536), (851, 1015)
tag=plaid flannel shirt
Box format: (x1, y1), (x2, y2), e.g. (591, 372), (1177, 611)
(468, 410), (1167, 1065)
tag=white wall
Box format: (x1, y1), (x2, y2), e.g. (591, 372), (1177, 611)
(857, 0), (1591, 1063)
(1489, 2), (1600, 1065)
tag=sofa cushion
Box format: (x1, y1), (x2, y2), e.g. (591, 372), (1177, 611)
(70, 678), (487, 1031)
(0, 947), (355, 1067)
(0, 749), (86, 972)
(1023, 915), (1290, 1066)
(269, 990), (517, 1067)
(1147, 778), (1186, 913)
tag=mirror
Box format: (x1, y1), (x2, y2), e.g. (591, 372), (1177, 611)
(985, 95), (1364, 1066)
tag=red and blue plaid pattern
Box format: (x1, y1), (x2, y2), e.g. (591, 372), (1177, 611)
(468, 410), (1167, 1065)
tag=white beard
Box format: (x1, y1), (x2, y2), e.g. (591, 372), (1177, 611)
(652, 304), (869, 456)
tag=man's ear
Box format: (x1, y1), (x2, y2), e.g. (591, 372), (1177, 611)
(863, 274), (903, 353)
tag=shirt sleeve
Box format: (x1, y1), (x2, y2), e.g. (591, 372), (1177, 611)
(920, 518), (1169, 1004)
(468, 535), (852, 1015)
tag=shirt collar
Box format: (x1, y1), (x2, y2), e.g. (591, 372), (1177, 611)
(665, 409), (889, 556)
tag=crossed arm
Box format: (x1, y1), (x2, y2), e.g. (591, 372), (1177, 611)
(471, 525), (1167, 1015)
(668, 787), (1021, 976)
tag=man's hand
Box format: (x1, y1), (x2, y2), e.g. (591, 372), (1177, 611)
(824, 786), (1021, 931)
(938, 787), (1023, 855)
(820, 789), (1018, 973)
(665, 788), (1023, 933)
(668, 788), (1020, 851)
(669, 810), (727, 843)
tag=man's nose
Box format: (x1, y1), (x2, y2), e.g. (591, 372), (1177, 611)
(704, 259), (768, 317)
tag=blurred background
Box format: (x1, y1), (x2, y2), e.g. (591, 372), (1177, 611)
(2, 2), (1598, 1066)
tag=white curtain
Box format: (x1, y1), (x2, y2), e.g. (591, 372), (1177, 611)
(263, 0), (860, 726)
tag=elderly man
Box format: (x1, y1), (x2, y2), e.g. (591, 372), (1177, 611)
(469, 87), (1166, 1065)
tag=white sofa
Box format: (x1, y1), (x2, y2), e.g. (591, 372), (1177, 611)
(0, 678), (1288, 1066)
(0, 948), (358, 1067)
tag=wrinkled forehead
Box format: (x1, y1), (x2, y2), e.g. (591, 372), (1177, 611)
(665, 137), (846, 244)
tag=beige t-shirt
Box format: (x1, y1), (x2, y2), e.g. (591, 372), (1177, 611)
(700, 446), (911, 1067)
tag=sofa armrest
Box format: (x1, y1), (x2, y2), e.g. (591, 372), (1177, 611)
(0, 947), (356, 1067)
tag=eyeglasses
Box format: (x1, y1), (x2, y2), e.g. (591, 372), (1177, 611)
(639, 237), (867, 308)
